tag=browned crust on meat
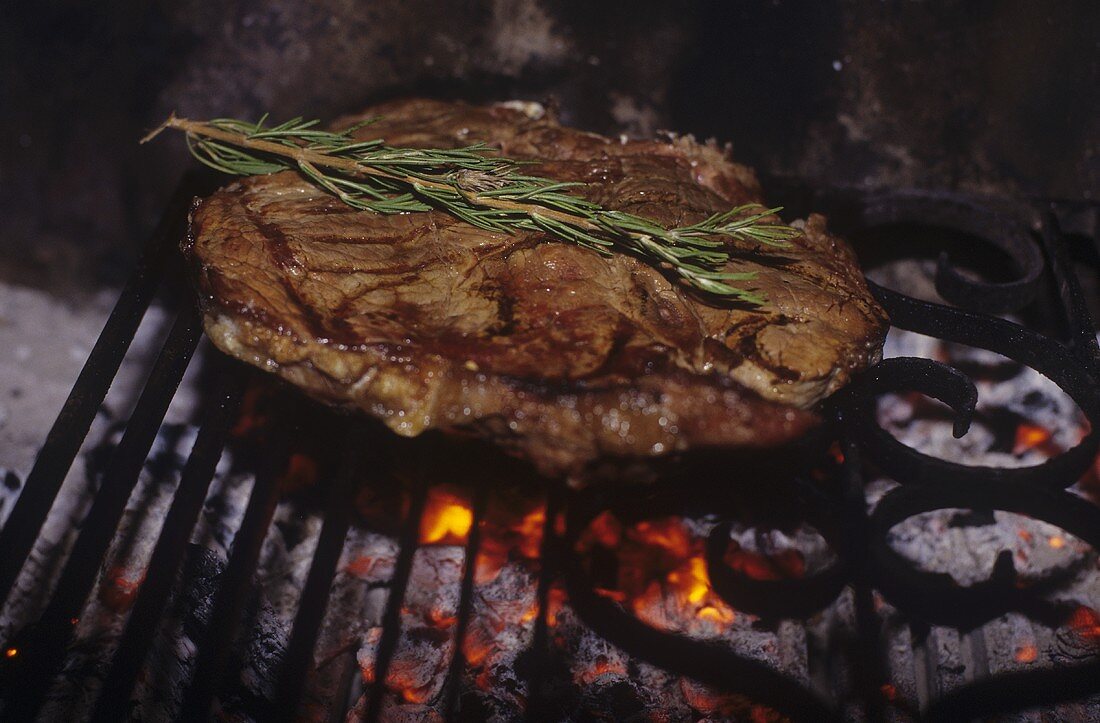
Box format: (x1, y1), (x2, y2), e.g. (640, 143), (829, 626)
(186, 99), (887, 475)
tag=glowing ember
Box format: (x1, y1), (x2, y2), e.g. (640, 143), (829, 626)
(724, 541), (805, 581)
(230, 384), (269, 438)
(463, 635), (492, 668)
(587, 511), (622, 548)
(473, 498), (546, 584)
(750, 704), (783, 723)
(427, 609), (457, 629)
(4, 647), (16, 659)
(278, 453), (319, 492)
(880, 683), (897, 701)
(1069, 606), (1100, 642)
(397, 684), (428, 704)
(515, 505), (546, 559)
(1048, 535), (1066, 549)
(1014, 645), (1038, 663)
(697, 605), (728, 623)
(546, 585), (567, 627)
(577, 654), (627, 684)
(99, 566), (146, 612)
(519, 603), (539, 624)
(594, 587), (627, 603)
(631, 518), (691, 558)
(345, 556), (379, 578)
(419, 488), (473, 544)
(1012, 422), (1056, 457)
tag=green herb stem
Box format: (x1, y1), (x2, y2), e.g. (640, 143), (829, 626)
(144, 113), (800, 304)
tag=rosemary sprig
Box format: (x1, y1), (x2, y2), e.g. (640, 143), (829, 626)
(143, 114), (800, 304)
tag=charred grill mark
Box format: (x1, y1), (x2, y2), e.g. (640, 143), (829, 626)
(491, 290), (516, 337)
(240, 207), (361, 346)
(296, 224), (439, 248)
(579, 316), (660, 381)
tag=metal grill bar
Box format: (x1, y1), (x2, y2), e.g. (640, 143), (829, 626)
(362, 478), (428, 723)
(522, 480), (564, 721)
(1, 306), (203, 722)
(1042, 212), (1100, 368)
(441, 483), (489, 718)
(177, 426), (290, 720)
(0, 180), (194, 607)
(839, 440), (888, 722)
(271, 427), (365, 723)
(89, 363), (247, 723)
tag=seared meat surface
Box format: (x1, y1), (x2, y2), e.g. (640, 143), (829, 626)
(186, 99), (887, 475)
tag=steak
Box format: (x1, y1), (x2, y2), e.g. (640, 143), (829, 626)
(186, 99), (887, 476)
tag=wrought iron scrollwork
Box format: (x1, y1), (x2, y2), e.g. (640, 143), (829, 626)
(560, 191), (1100, 720)
(841, 194), (1100, 716)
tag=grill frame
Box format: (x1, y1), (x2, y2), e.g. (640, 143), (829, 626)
(0, 175), (1097, 721)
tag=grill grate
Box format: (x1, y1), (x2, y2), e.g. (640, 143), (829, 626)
(0, 175), (1098, 721)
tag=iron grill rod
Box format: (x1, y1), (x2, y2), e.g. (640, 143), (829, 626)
(840, 439), (888, 722)
(0, 306), (202, 722)
(362, 479), (428, 723)
(441, 483), (490, 718)
(0, 180), (193, 608)
(89, 363), (247, 723)
(522, 480), (564, 722)
(271, 427), (365, 723)
(177, 423), (290, 720)
(1041, 212), (1100, 371)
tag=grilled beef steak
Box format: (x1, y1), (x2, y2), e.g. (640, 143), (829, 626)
(186, 99), (887, 475)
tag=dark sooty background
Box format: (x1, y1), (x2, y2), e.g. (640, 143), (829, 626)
(2, 0), (1098, 292)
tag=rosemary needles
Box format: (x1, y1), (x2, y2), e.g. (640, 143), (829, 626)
(143, 113), (800, 304)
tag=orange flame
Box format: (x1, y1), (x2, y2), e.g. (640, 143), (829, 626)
(419, 488), (473, 545)
(573, 514), (749, 626)
(1048, 535), (1066, 549)
(4, 648), (16, 659)
(668, 557), (713, 605)
(668, 557), (735, 623)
